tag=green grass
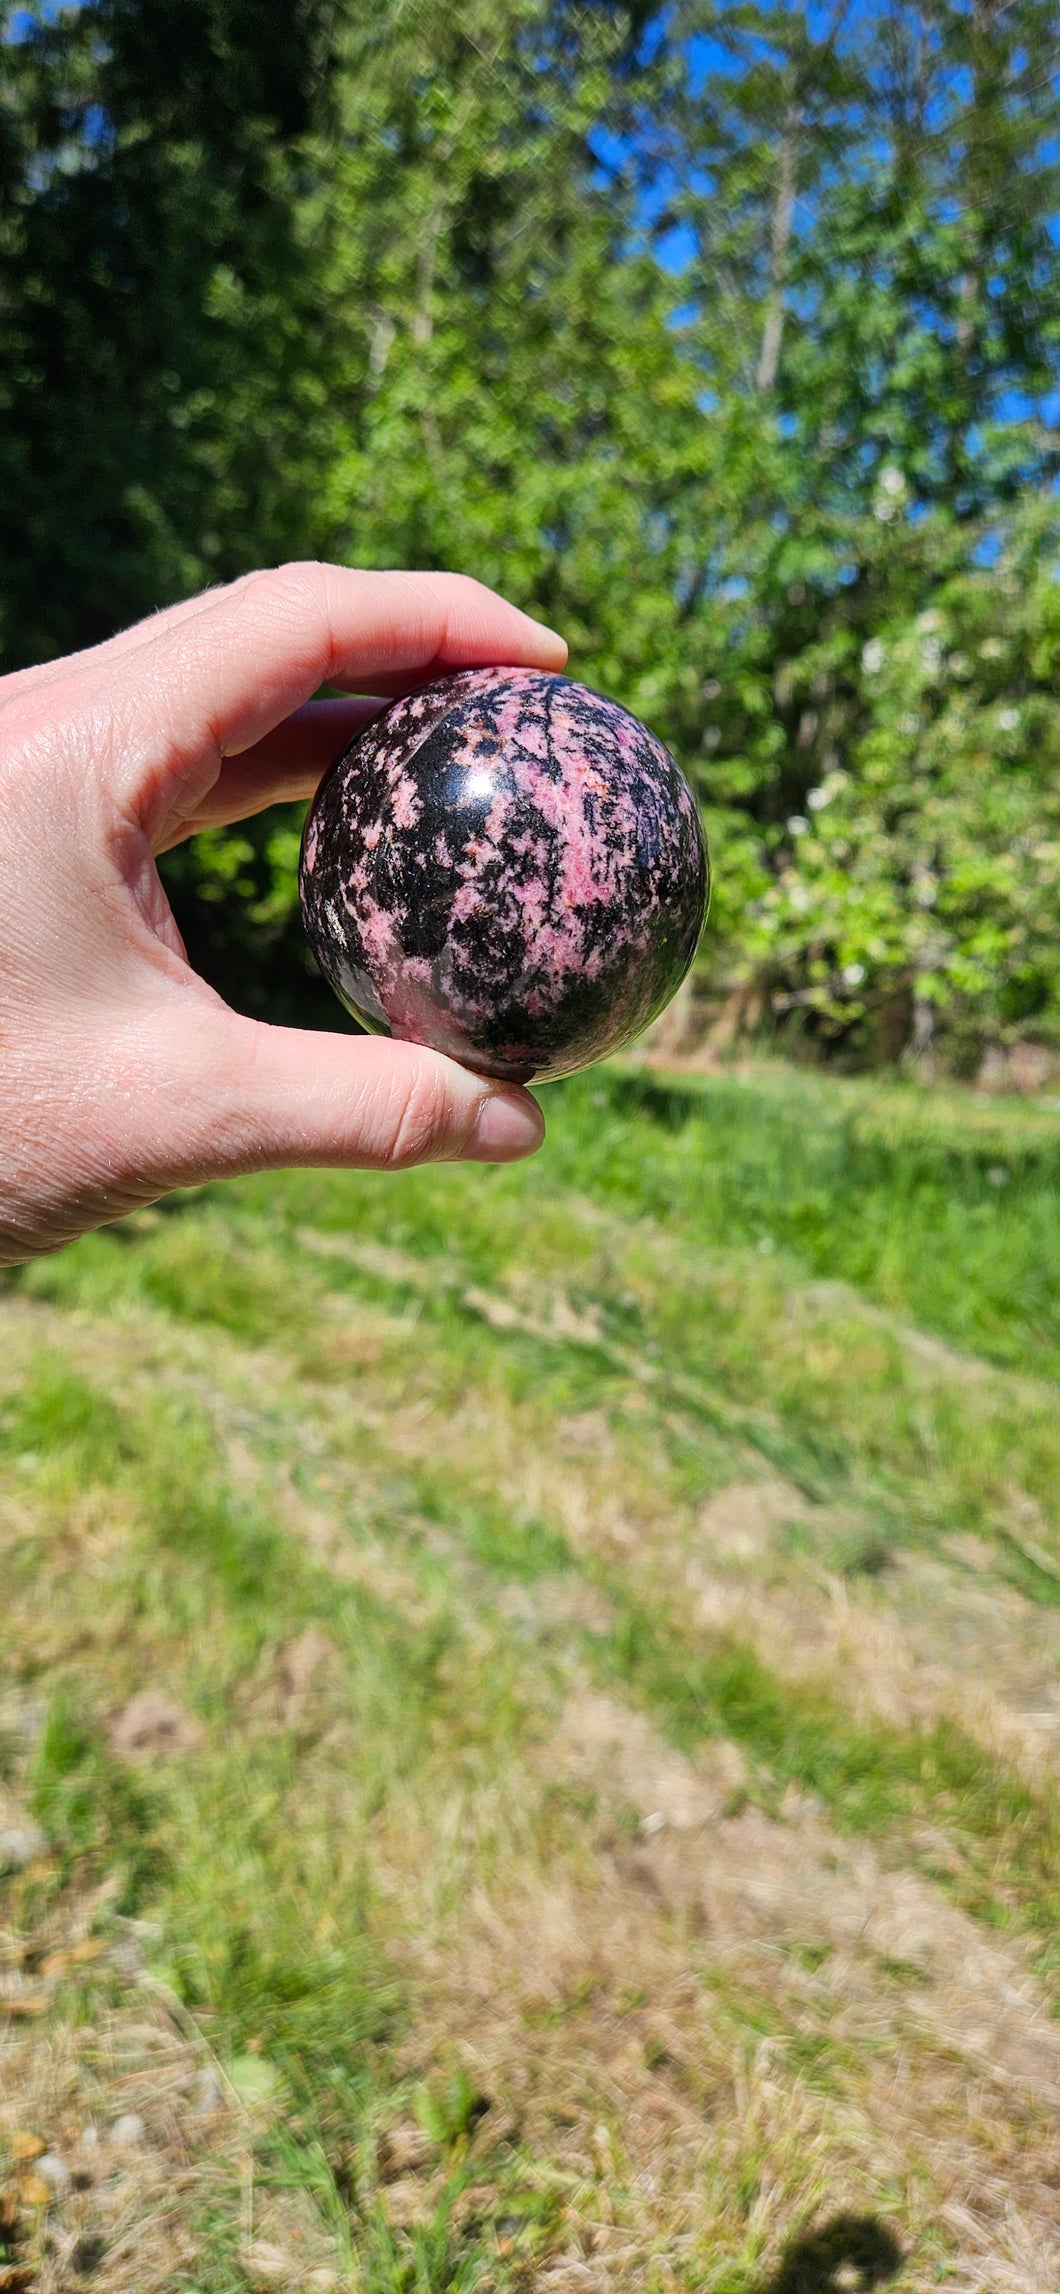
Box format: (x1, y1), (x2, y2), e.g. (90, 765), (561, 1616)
(20, 1061), (1060, 1381)
(2, 1056), (1060, 2291)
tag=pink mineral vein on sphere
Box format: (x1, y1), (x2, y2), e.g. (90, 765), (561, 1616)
(351, 885), (400, 978)
(299, 665), (708, 1084)
(390, 773), (422, 829)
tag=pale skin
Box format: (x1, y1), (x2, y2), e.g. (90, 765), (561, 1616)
(0, 562), (569, 1265)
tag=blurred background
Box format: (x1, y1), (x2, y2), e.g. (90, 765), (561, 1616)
(4, 0), (1060, 1076)
(3, 7), (1060, 2292)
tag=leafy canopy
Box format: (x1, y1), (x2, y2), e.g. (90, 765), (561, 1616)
(3, 0), (1059, 1063)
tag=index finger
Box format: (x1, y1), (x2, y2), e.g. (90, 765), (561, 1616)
(109, 562), (567, 830)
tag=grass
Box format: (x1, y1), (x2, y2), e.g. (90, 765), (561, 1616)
(2, 1055), (1060, 2290)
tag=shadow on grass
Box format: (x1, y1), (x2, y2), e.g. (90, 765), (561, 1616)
(762, 2212), (903, 2292)
(605, 1070), (707, 1129)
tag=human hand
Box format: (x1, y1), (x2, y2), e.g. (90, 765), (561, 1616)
(0, 563), (566, 1263)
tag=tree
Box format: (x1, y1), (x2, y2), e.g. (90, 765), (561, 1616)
(0, 0), (336, 668)
(169, 0), (712, 1018)
(634, 0), (1060, 1060)
(4, 0), (1059, 1062)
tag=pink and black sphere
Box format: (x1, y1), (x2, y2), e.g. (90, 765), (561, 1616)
(299, 667), (709, 1084)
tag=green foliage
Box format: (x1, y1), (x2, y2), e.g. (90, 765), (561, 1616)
(742, 505), (1060, 1055)
(0, 0), (334, 661)
(3, 0), (1060, 1060)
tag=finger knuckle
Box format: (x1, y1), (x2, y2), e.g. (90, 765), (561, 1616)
(260, 560), (329, 619)
(445, 570), (489, 605)
(381, 1063), (459, 1169)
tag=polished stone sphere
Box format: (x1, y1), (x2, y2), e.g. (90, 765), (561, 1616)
(299, 667), (709, 1084)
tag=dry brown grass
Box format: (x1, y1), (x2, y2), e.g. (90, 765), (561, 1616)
(4, 1084), (1060, 2290)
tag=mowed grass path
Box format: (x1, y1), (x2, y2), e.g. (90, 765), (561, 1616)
(2, 1060), (1060, 2292)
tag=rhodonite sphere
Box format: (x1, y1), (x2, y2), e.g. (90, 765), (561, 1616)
(299, 667), (709, 1084)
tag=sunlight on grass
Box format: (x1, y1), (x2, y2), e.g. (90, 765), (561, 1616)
(2, 1059), (1059, 2290)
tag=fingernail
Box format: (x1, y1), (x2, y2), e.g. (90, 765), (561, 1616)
(467, 1088), (545, 1162)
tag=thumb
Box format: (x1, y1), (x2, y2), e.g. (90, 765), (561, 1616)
(151, 1007), (546, 1187)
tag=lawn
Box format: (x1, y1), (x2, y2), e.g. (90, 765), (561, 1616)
(2, 1057), (1060, 2292)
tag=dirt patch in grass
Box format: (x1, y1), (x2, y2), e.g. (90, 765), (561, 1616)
(107, 1694), (203, 1765)
(695, 1479), (807, 1562)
